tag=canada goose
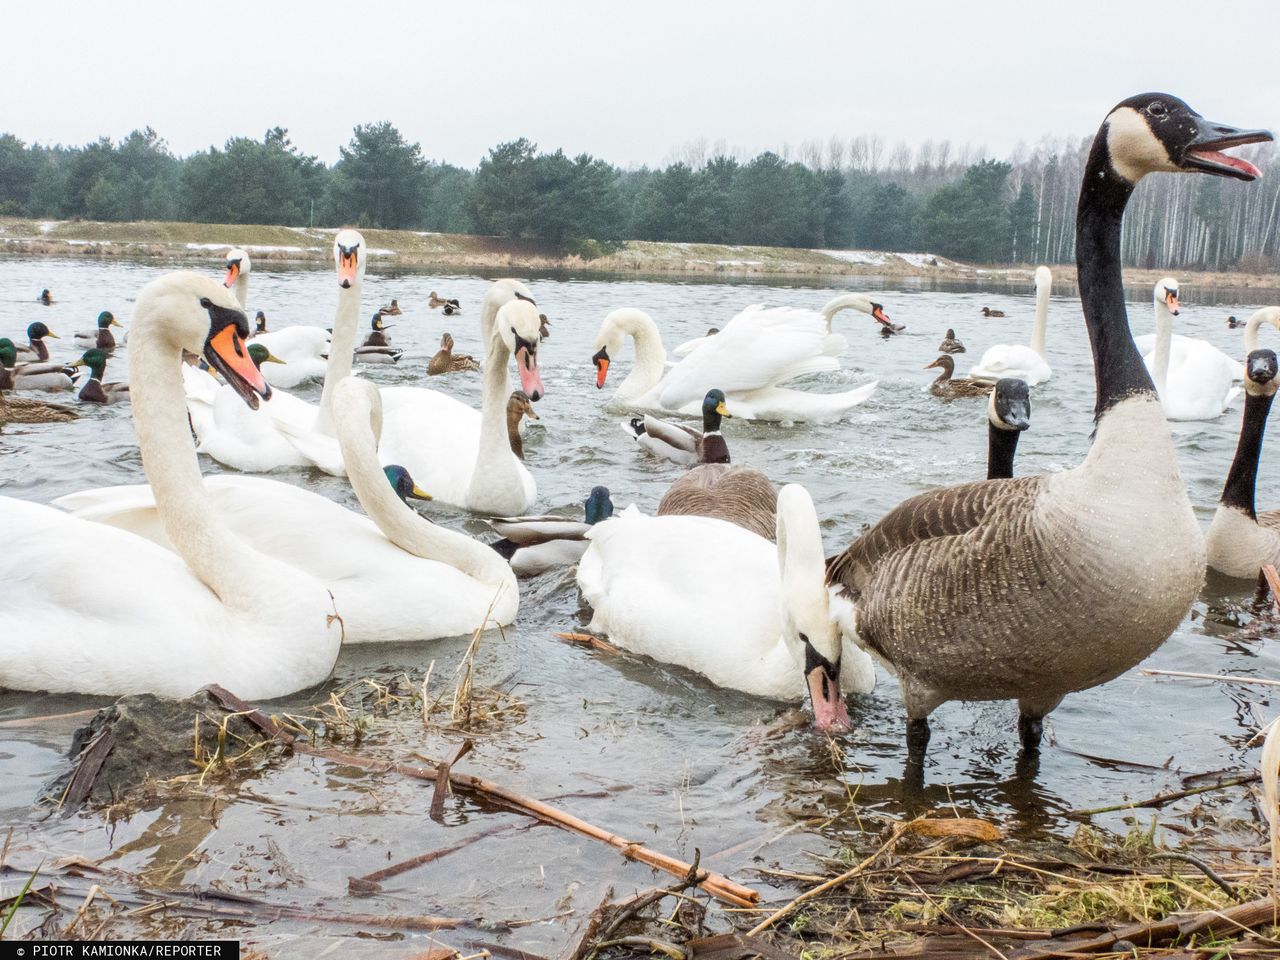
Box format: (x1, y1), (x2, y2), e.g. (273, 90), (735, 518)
(381, 299), (403, 316)
(0, 340), (77, 423)
(507, 389), (540, 460)
(1137, 279), (1241, 420)
(981, 307), (1006, 318)
(1227, 315), (1245, 329)
(489, 486), (614, 576)
(970, 268), (1053, 385)
(73, 348), (130, 404)
(987, 378), (1031, 480)
(14, 321), (58, 362)
(625, 388), (732, 465)
(826, 93), (1270, 766)
(254, 311), (268, 335)
(925, 354), (994, 398)
(656, 464), (778, 542)
(1205, 307), (1280, 579)
(938, 328), (966, 354)
(355, 312), (403, 364)
(73, 312), (123, 352)
(427, 332), (480, 375)
(37, 289), (52, 306)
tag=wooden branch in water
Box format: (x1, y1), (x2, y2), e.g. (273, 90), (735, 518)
(1141, 669), (1280, 688)
(205, 686), (757, 908)
(1069, 774), (1260, 816)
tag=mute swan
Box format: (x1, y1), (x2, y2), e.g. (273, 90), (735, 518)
(986, 378), (1031, 480)
(57, 376), (519, 642)
(228, 249), (330, 387)
(577, 484), (875, 731)
(1137, 279), (1242, 421)
(626, 388), (732, 465)
(489, 486), (614, 576)
(925, 355), (994, 398)
(427, 333), (480, 375)
(827, 93), (1269, 764)
(592, 306), (877, 423)
(1, 272), (342, 698)
(671, 293), (896, 358)
(73, 349), (130, 404)
(938, 329), (966, 354)
(73, 312), (123, 352)
(969, 267), (1053, 385)
(1205, 307), (1280, 578)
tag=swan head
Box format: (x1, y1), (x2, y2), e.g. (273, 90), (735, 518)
(334, 229), (366, 289)
(0, 338), (15, 368)
(989, 378), (1031, 432)
(1034, 265), (1052, 291)
(97, 311), (121, 330)
(496, 295), (545, 401)
(591, 310), (633, 389)
(776, 484), (849, 733)
(1103, 94), (1272, 184)
(27, 321), (55, 342)
(223, 248), (251, 288)
(254, 310), (268, 334)
(383, 464), (432, 504)
(1154, 279), (1180, 317)
(584, 486), (613, 525)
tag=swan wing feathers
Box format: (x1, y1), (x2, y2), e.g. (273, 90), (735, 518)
(658, 306), (835, 409)
(968, 345), (1051, 384)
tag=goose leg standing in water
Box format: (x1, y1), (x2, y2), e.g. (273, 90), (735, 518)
(826, 94), (1270, 772)
(987, 378), (1030, 480)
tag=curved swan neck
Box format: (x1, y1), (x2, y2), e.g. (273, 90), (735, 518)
(820, 294), (870, 331)
(1221, 387), (1274, 519)
(1077, 136), (1155, 420)
(1151, 297), (1174, 393)
(335, 378), (517, 597)
(232, 273), (249, 311)
(315, 279), (363, 436)
(469, 284), (525, 503)
(611, 309), (667, 400)
(987, 424), (1020, 480)
(1030, 276), (1050, 359)
(1244, 308), (1275, 353)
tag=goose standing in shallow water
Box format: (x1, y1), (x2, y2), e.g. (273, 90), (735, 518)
(2, 272), (342, 698)
(578, 485), (874, 729)
(938, 328), (966, 354)
(489, 486), (614, 576)
(969, 267), (1053, 385)
(826, 93), (1270, 766)
(74, 311), (123, 352)
(427, 332), (480, 375)
(1205, 307), (1280, 579)
(1137, 279), (1242, 420)
(986, 378), (1031, 480)
(925, 355), (994, 398)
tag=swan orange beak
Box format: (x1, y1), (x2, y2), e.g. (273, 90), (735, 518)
(338, 248), (359, 288)
(1164, 289), (1180, 316)
(223, 261), (240, 288)
(872, 304), (894, 329)
(206, 323), (271, 409)
(593, 347), (610, 389)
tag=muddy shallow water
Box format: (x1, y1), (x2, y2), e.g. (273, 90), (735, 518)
(2, 255), (1280, 954)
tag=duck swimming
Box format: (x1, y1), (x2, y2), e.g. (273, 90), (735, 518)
(489, 486), (614, 576)
(73, 348), (130, 404)
(981, 306), (1006, 318)
(938, 328), (966, 353)
(0, 337), (75, 393)
(506, 390), (540, 460)
(74, 312), (123, 352)
(925, 354), (994, 398)
(14, 321), (59, 362)
(355, 312), (403, 364)
(427, 332), (480, 375)
(37, 289), (53, 306)
(0, 340), (77, 424)
(381, 299), (403, 316)
(626, 388), (732, 465)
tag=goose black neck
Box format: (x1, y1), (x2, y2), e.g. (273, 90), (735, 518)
(1076, 136), (1155, 420)
(1221, 389), (1274, 518)
(987, 424), (1020, 480)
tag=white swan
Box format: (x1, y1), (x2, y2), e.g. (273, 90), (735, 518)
(969, 266), (1053, 385)
(576, 484), (875, 730)
(0, 272), (342, 699)
(670, 293), (895, 357)
(182, 231), (368, 473)
(592, 306), (877, 422)
(226, 248), (330, 387)
(1137, 278), (1241, 421)
(57, 377), (518, 642)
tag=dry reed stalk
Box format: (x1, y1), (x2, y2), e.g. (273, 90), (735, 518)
(1260, 717), (1280, 897)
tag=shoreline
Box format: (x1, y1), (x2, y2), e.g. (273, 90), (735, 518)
(3, 216), (1279, 293)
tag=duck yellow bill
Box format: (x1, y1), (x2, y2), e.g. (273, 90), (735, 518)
(715, 401), (731, 417)
(264, 351), (286, 365)
(45, 330), (61, 339)
(410, 485), (433, 501)
(110, 318), (123, 328)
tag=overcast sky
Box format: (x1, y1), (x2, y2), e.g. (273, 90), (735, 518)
(8, 0), (1276, 168)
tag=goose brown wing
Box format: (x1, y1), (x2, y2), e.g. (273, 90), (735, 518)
(658, 464), (778, 540)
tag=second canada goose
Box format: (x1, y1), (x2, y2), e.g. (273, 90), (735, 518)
(506, 390), (540, 460)
(74, 311), (123, 352)
(938, 328), (966, 354)
(826, 92), (1270, 767)
(73, 349), (130, 404)
(981, 306), (1006, 318)
(925, 354), (994, 398)
(626, 388), (732, 465)
(426, 332), (480, 375)
(1206, 307), (1280, 579)
(987, 378), (1031, 480)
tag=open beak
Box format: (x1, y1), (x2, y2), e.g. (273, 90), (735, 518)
(223, 262), (240, 288)
(338, 249), (359, 288)
(593, 347), (610, 389)
(205, 323), (271, 409)
(715, 401), (731, 418)
(1165, 290), (1180, 316)
(1183, 118), (1273, 181)
(409, 485), (433, 502)
(872, 304), (894, 329)
(806, 663), (851, 733)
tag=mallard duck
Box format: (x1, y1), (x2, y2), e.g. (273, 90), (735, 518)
(74, 311), (124, 352)
(1, 335), (75, 392)
(73, 348), (130, 404)
(507, 390), (540, 460)
(981, 306), (1006, 318)
(626, 388), (732, 465)
(380, 299), (403, 316)
(355, 312), (403, 364)
(14, 322), (59, 362)
(0, 341), (78, 423)
(37, 289), (53, 306)
(427, 332), (480, 375)
(938, 328), (966, 354)
(429, 291), (462, 314)
(383, 464), (433, 505)
(925, 354), (994, 398)
(489, 486), (614, 576)
(254, 311), (268, 335)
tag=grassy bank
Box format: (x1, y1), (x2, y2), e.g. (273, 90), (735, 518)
(3, 216), (1279, 291)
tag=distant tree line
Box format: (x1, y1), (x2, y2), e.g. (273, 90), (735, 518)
(0, 123), (1277, 270)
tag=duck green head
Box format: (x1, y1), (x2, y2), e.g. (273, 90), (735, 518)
(0, 338), (16, 368)
(701, 388), (730, 431)
(27, 321), (56, 341)
(384, 465), (432, 504)
(97, 311), (121, 329)
(584, 485), (613, 525)
(247, 343), (285, 369)
(73, 348), (108, 379)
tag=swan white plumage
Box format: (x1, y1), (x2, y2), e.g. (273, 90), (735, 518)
(576, 484), (875, 729)
(969, 266), (1054, 385)
(592, 306), (877, 422)
(1137, 278), (1242, 421)
(225, 248), (331, 387)
(0, 272), (342, 698)
(670, 293), (895, 357)
(57, 376), (518, 642)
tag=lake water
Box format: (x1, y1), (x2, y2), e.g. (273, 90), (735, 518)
(2, 255), (1280, 954)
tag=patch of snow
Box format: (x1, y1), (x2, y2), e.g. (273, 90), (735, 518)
(367, 247), (397, 256)
(184, 242), (310, 253)
(414, 231), (442, 237)
(716, 259), (763, 267)
(38, 220), (62, 235)
(895, 252), (941, 267)
(820, 249), (889, 266)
